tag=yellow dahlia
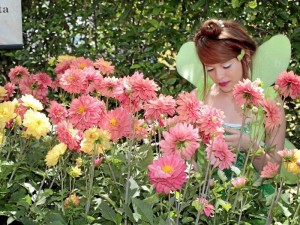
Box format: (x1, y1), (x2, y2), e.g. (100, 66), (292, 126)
(80, 127), (111, 155)
(57, 55), (76, 63)
(63, 194), (80, 208)
(45, 143), (67, 167)
(0, 131), (5, 146)
(0, 86), (7, 100)
(21, 94), (43, 111)
(22, 109), (51, 139)
(0, 101), (16, 128)
(68, 166), (82, 178)
(284, 150), (300, 174)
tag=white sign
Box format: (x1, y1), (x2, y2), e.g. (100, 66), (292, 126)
(0, 0), (23, 49)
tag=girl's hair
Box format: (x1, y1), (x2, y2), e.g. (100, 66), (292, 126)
(194, 19), (257, 97)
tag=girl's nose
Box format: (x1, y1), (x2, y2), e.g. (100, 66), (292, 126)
(215, 68), (225, 80)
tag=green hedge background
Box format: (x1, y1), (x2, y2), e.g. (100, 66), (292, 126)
(0, 0), (299, 147)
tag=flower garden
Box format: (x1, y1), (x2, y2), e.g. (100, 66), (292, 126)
(1, 56), (300, 225)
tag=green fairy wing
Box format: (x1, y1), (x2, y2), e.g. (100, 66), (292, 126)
(176, 41), (213, 98)
(252, 34), (291, 88)
(176, 41), (203, 88)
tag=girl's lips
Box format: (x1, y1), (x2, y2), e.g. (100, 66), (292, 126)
(218, 81), (230, 87)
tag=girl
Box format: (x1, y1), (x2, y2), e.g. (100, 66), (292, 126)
(193, 19), (286, 171)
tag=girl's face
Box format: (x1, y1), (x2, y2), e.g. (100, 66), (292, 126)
(205, 58), (243, 93)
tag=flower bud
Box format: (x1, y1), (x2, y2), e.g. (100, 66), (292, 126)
(94, 157), (104, 167)
(64, 194), (80, 209)
(68, 166), (82, 178)
(232, 176), (247, 189)
(76, 158), (83, 167)
(273, 85), (279, 91)
(251, 106), (258, 114)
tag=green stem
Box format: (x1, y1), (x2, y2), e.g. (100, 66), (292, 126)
(85, 153), (96, 215)
(266, 179), (283, 225)
(59, 158), (65, 215)
(176, 163), (193, 224)
(8, 139), (30, 184)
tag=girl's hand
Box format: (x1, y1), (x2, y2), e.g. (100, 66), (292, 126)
(223, 127), (251, 152)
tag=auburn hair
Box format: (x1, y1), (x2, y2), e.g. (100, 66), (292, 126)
(194, 19), (257, 97)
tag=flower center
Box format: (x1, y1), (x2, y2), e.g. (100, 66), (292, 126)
(78, 106), (85, 114)
(176, 141), (187, 150)
(162, 165), (173, 174)
(79, 63), (86, 69)
(68, 75), (75, 82)
(30, 83), (38, 90)
(109, 118), (117, 126)
(243, 92), (252, 100)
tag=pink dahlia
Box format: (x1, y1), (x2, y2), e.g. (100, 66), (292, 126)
(114, 76), (142, 113)
(194, 198), (214, 217)
(68, 95), (105, 130)
(148, 155), (187, 194)
(176, 91), (203, 124)
(261, 161), (280, 178)
(54, 58), (74, 75)
(59, 68), (88, 94)
(3, 83), (16, 100)
(261, 99), (281, 132)
(129, 71), (159, 103)
(129, 119), (148, 140)
(19, 74), (49, 103)
(83, 67), (103, 94)
(278, 149), (295, 162)
(94, 57), (115, 76)
(99, 107), (132, 142)
(197, 105), (224, 135)
(70, 57), (94, 70)
(233, 79), (264, 107)
(55, 121), (83, 151)
(231, 176), (247, 189)
(96, 76), (120, 98)
(205, 136), (236, 170)
(159, 123), (200, 160)
(8, 65), (30, 85)
(275, 71), (300, 99)
(144, 94), (176, 126)
(36, 72), (52, 88)
(46, 101), (68, 125)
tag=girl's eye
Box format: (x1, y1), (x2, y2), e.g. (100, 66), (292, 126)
(223, 63), (232, 69)
(206, 67), (214, 72)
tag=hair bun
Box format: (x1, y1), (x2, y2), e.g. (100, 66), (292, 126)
(200, 20), (222, 38)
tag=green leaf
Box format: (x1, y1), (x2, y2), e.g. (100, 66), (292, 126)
(278, 202), (292, 217)
(124, 204), (136, 223)
(99, 201), (118, 224)
(217, 199), (231, 212)
(231, 0), (240, 8)
(130, 64), (141, 69)
(167, 77), (177, 85)
(139, 145), (154, 169)
(148, 19), (159, 28)
(144, 194), (160, 205)
(7, 217), (16, 225)
(129, 177), (140, 200)
(248, 0), (257, 8)
(132, 198), (154, 225)
(44, 212), (67, 225)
